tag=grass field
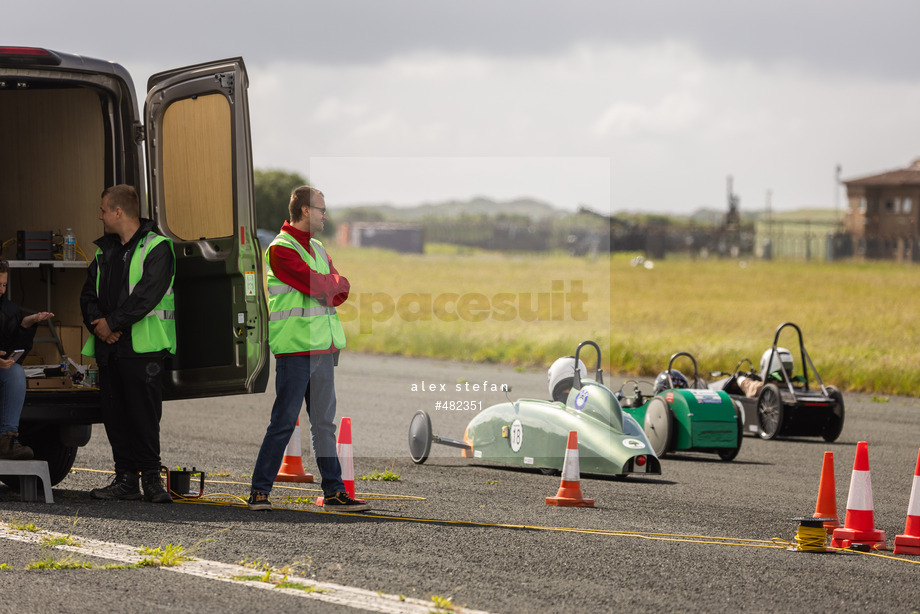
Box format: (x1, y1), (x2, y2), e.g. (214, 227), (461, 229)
(330, 246), (920, 396)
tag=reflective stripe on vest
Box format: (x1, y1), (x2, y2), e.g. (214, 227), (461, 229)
(268, 305), (337, 320)
(129, 236), (176, 322)
(81, 231), (176, 357)
(265, 232), (346, 355)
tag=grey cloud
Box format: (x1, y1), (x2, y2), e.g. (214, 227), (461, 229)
(9, 0), (920, 80)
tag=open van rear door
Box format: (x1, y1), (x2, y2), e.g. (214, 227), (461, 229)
(144, 58), (269, 399)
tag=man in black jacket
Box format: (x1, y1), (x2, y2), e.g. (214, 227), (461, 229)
(80, 185), (176, 503)
(0, 259), (53, 459)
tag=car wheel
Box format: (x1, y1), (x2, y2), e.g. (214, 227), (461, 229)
(643, 397), (673, 457)
(757, 383), (784, 440)
(717, 403), (744, 461)
(408, 410), (432, 464)
(822, 386), (845, 442)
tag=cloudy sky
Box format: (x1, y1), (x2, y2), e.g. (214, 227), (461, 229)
(6, 1), (920, 214)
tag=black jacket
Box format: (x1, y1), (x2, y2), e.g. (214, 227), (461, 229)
(79, 219), (175, 360)
(0, 296), (37, 362)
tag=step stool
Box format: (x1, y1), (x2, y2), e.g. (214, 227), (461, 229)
(0, 460), (54, 503)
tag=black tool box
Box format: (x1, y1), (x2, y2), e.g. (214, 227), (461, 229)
(16, 230), (54, 260)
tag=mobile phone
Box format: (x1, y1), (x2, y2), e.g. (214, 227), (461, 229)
(6, 349), (24, 362)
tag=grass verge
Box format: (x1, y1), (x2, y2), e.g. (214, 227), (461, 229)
(332, 247), (920, 395)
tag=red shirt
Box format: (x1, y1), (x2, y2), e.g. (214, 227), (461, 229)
(269, 222), (350, 356)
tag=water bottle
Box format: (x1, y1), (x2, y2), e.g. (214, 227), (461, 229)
(63, 228), (76, 261)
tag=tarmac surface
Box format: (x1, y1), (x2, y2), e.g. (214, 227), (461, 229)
(1, 352), (920, 613)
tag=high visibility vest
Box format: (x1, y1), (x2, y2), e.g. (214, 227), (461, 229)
(82, 232), (176, 357)
(266, 232), (346, 355)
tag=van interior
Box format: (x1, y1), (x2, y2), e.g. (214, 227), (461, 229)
(0, 85), (110, 370)
(0, 79), (242, 379)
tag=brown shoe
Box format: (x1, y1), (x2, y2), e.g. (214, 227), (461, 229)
(0, 431), (34, 460)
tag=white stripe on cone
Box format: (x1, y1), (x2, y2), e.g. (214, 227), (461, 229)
(846, 469), (874, 511)
(338, 442), (355, 497)
(908, 475), (920, 517)
(286, 422), (303, 457)
(561, 444), (579, 482)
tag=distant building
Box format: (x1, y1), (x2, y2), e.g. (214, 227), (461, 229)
(754, 214), (842, 262)
(843, 158), (920, 261)
(337, 222), (424, 254)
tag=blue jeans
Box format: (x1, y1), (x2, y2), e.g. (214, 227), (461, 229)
(0, 363), (26, 433)
(251, 353), (344, 497)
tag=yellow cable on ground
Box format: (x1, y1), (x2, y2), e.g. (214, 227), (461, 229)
(70, 468), (920, 565)
(73, 468), (426, 502)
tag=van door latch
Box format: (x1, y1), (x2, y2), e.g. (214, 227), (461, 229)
(214, 72), (234, 94)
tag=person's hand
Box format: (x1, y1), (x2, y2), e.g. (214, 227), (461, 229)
(327, 274), (350, 306)
(0, 352), (15, 370)
(21, 311), (54, 328)
(90, 317), (121, 343)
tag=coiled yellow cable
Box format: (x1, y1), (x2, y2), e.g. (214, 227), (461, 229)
(794, 524), (829, 552)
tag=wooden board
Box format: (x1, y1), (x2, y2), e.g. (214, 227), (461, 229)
(162, 93), (234, 240)
(0, 88), (106, 326)
(26, 377), (72, 390)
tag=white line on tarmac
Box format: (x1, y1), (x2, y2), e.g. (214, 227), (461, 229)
(0, 522), (490, 614)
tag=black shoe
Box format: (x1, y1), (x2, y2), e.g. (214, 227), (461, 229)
(141, 470), (173, 503)
(247, 491), (272, 511)
(322, 491), (370, 512)
(90, 472), (142, 500)
(0, 431), (33, 460)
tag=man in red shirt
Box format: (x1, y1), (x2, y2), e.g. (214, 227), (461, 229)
(249, 186), (368, 512)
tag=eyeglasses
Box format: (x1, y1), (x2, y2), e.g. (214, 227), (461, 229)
(309, 205), (328, 217)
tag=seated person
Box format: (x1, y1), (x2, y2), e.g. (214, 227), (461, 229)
(653, 369), (689, 394)
(738, 347), (802, 398)
(759, 347), (794, 381)
(547, 356), (587, 403)
(0, 259), (54, 460)
(736, 372), (764, 397)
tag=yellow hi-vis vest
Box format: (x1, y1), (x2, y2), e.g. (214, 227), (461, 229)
(266, 232), (346, 355)
(82, 232), (176, 358)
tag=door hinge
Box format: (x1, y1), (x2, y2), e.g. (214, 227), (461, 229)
(134, 123), (145, 144)
(215, 72), (234, 94)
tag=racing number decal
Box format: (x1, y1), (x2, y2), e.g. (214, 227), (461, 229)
(509, 419), (524, 452)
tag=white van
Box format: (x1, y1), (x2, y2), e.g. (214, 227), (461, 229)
(0, 46), (269, 484)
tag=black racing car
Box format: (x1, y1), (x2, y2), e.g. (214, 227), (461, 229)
(708, 322), (844, 442)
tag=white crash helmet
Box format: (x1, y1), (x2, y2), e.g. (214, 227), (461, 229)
(547, 356), (588, 403)
(760, 347), (794, 376)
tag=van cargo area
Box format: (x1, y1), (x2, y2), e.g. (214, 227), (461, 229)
(0, 47), (269, 486)
(0, 85), (106, 356)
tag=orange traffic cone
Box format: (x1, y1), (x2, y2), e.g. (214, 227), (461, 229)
(276, 419), (314, 483)
(813, 451), (841, 533)
(831, 441), (886, 550)
(545, 431), (594, 507)
(337, 417), (357, 499)
(894, 448), (920, 555)
(317, 417), (366, 507)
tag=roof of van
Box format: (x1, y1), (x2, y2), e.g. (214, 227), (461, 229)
(0, 46), (130, 78)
